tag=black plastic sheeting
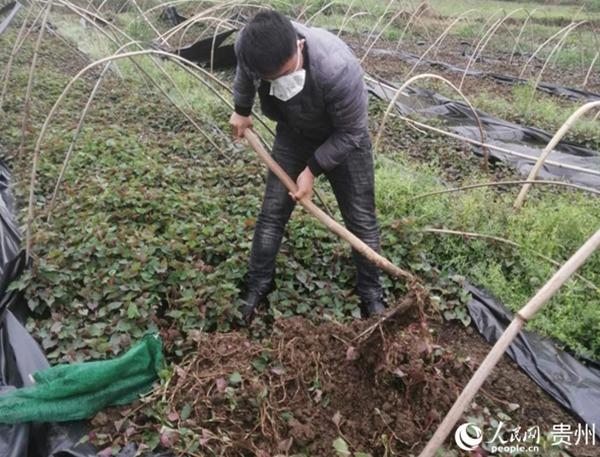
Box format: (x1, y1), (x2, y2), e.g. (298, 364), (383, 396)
(466, 282), (600, 439)
(0, 1), (21, 35)
(169, 28), (237, 69)
(366, 77), (600, 188)
(368, 48), (600, 103)
(159, 6), (187, 27)
(0, 160), (97, 457)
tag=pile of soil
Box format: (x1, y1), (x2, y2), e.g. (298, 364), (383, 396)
(93, 294), (596, 456)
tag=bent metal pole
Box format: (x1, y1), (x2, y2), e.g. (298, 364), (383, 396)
(243, 129), (414, 282)
(418, 227), (600, 457)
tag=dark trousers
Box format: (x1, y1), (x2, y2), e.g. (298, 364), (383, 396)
(246, 124), (383, 303)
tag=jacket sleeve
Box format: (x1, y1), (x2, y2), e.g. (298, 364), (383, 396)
(232, 32), (256, 117)
(307, 57), (369, 177)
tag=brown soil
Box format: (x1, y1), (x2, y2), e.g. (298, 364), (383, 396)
(94, 295), (597, 456)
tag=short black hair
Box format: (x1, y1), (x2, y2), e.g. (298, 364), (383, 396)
(239, 10), (297, 76)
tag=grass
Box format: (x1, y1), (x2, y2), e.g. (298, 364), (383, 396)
(374, 151), (600, 359)
(428, 0), (600, 18)
(471, 83), (600, 150)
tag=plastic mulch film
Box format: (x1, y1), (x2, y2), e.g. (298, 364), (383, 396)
(366, 77), (600, 188)
(466, 282), (600, 439)
(0, 1), (21, 35)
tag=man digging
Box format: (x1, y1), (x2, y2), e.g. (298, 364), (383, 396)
(229, 10), (386, 323)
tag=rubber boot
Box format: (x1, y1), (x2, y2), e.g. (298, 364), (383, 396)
(359, 296), (387, 318)
(240, 279), (275, 324)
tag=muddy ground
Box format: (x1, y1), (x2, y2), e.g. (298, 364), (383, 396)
(93, 294), (597, 456)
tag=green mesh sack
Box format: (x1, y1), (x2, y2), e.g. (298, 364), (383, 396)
(0, 333), (163, 424)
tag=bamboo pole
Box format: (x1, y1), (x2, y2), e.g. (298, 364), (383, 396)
(527, 21), (587, 108)
(305, 1), (337, 26)
(405, 10), (476, 79)
(387, 111), (600, 178)
(513, 100), (600, 210)
(418, 227), (600, 457)
(459, 9), (526, 91)
(373, 73), (489, 169)
(360, 7), (407, 65)
(243, 129), (415, 283)
(519, 22), (577, 79)
(19, 0), (53, 156)
(421, 228), (599, 292)
(411, 179), (600, 199)
(509, 8), (537, 65)
(394, 1), (429, 51)
(336, 0), (356, 37)
(582, 51), (598, 88)
(0, 5), (34, 110)
(363, 0), (394, 48)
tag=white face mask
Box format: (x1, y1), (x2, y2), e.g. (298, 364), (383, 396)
(269, 41), (306, 101)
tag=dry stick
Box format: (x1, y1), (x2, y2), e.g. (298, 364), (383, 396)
(336, 0), (356, 37)
(345, 11), (372, 37)
(305, 0), (337, 26)
(411, 179), (600, 200)
(466, 8), (503, 58)
(294, 0), (312, 21)
(459, 14), (504, 89)
(173, 12), (236, 53)
(527, 21), (587, 109)
(159, 0), (241, 44)
(360, 7), (407, 65)
(519, 21), (576, 79)
(116, 0), (131, 15)
(208, 18), (228, 74)
(390, 111), (600, 178)
(174, 15), (234, 69)
(459, 8), (526, 91)
(44, 22), (90, 63)
(46, 62), (113, 221)
(54, 0), (127, 44)
(243, 129), (415, 283)
(582, 51), (598, 88)
(15, 3), (46, 50)
(130, 0), (168, 45)
(509, 8), (538, 65)
(421, 228), (599, 292)
(0, 5), (34, 110)
(61, 1), (275, 141)
(363, 0), (394, 48)
(19, 0), (53, 157)
(405, 10), (476, 79)
(433, 14), (473, 60)
(513, 100), (600, 210)
(418, 227), (600, 457)
(394, 0), (428, 51)
(373, 73), (489, 170)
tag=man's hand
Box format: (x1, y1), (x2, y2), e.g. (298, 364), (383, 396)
(229, 112), (253, 140)
(291, 167), (314, 202)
